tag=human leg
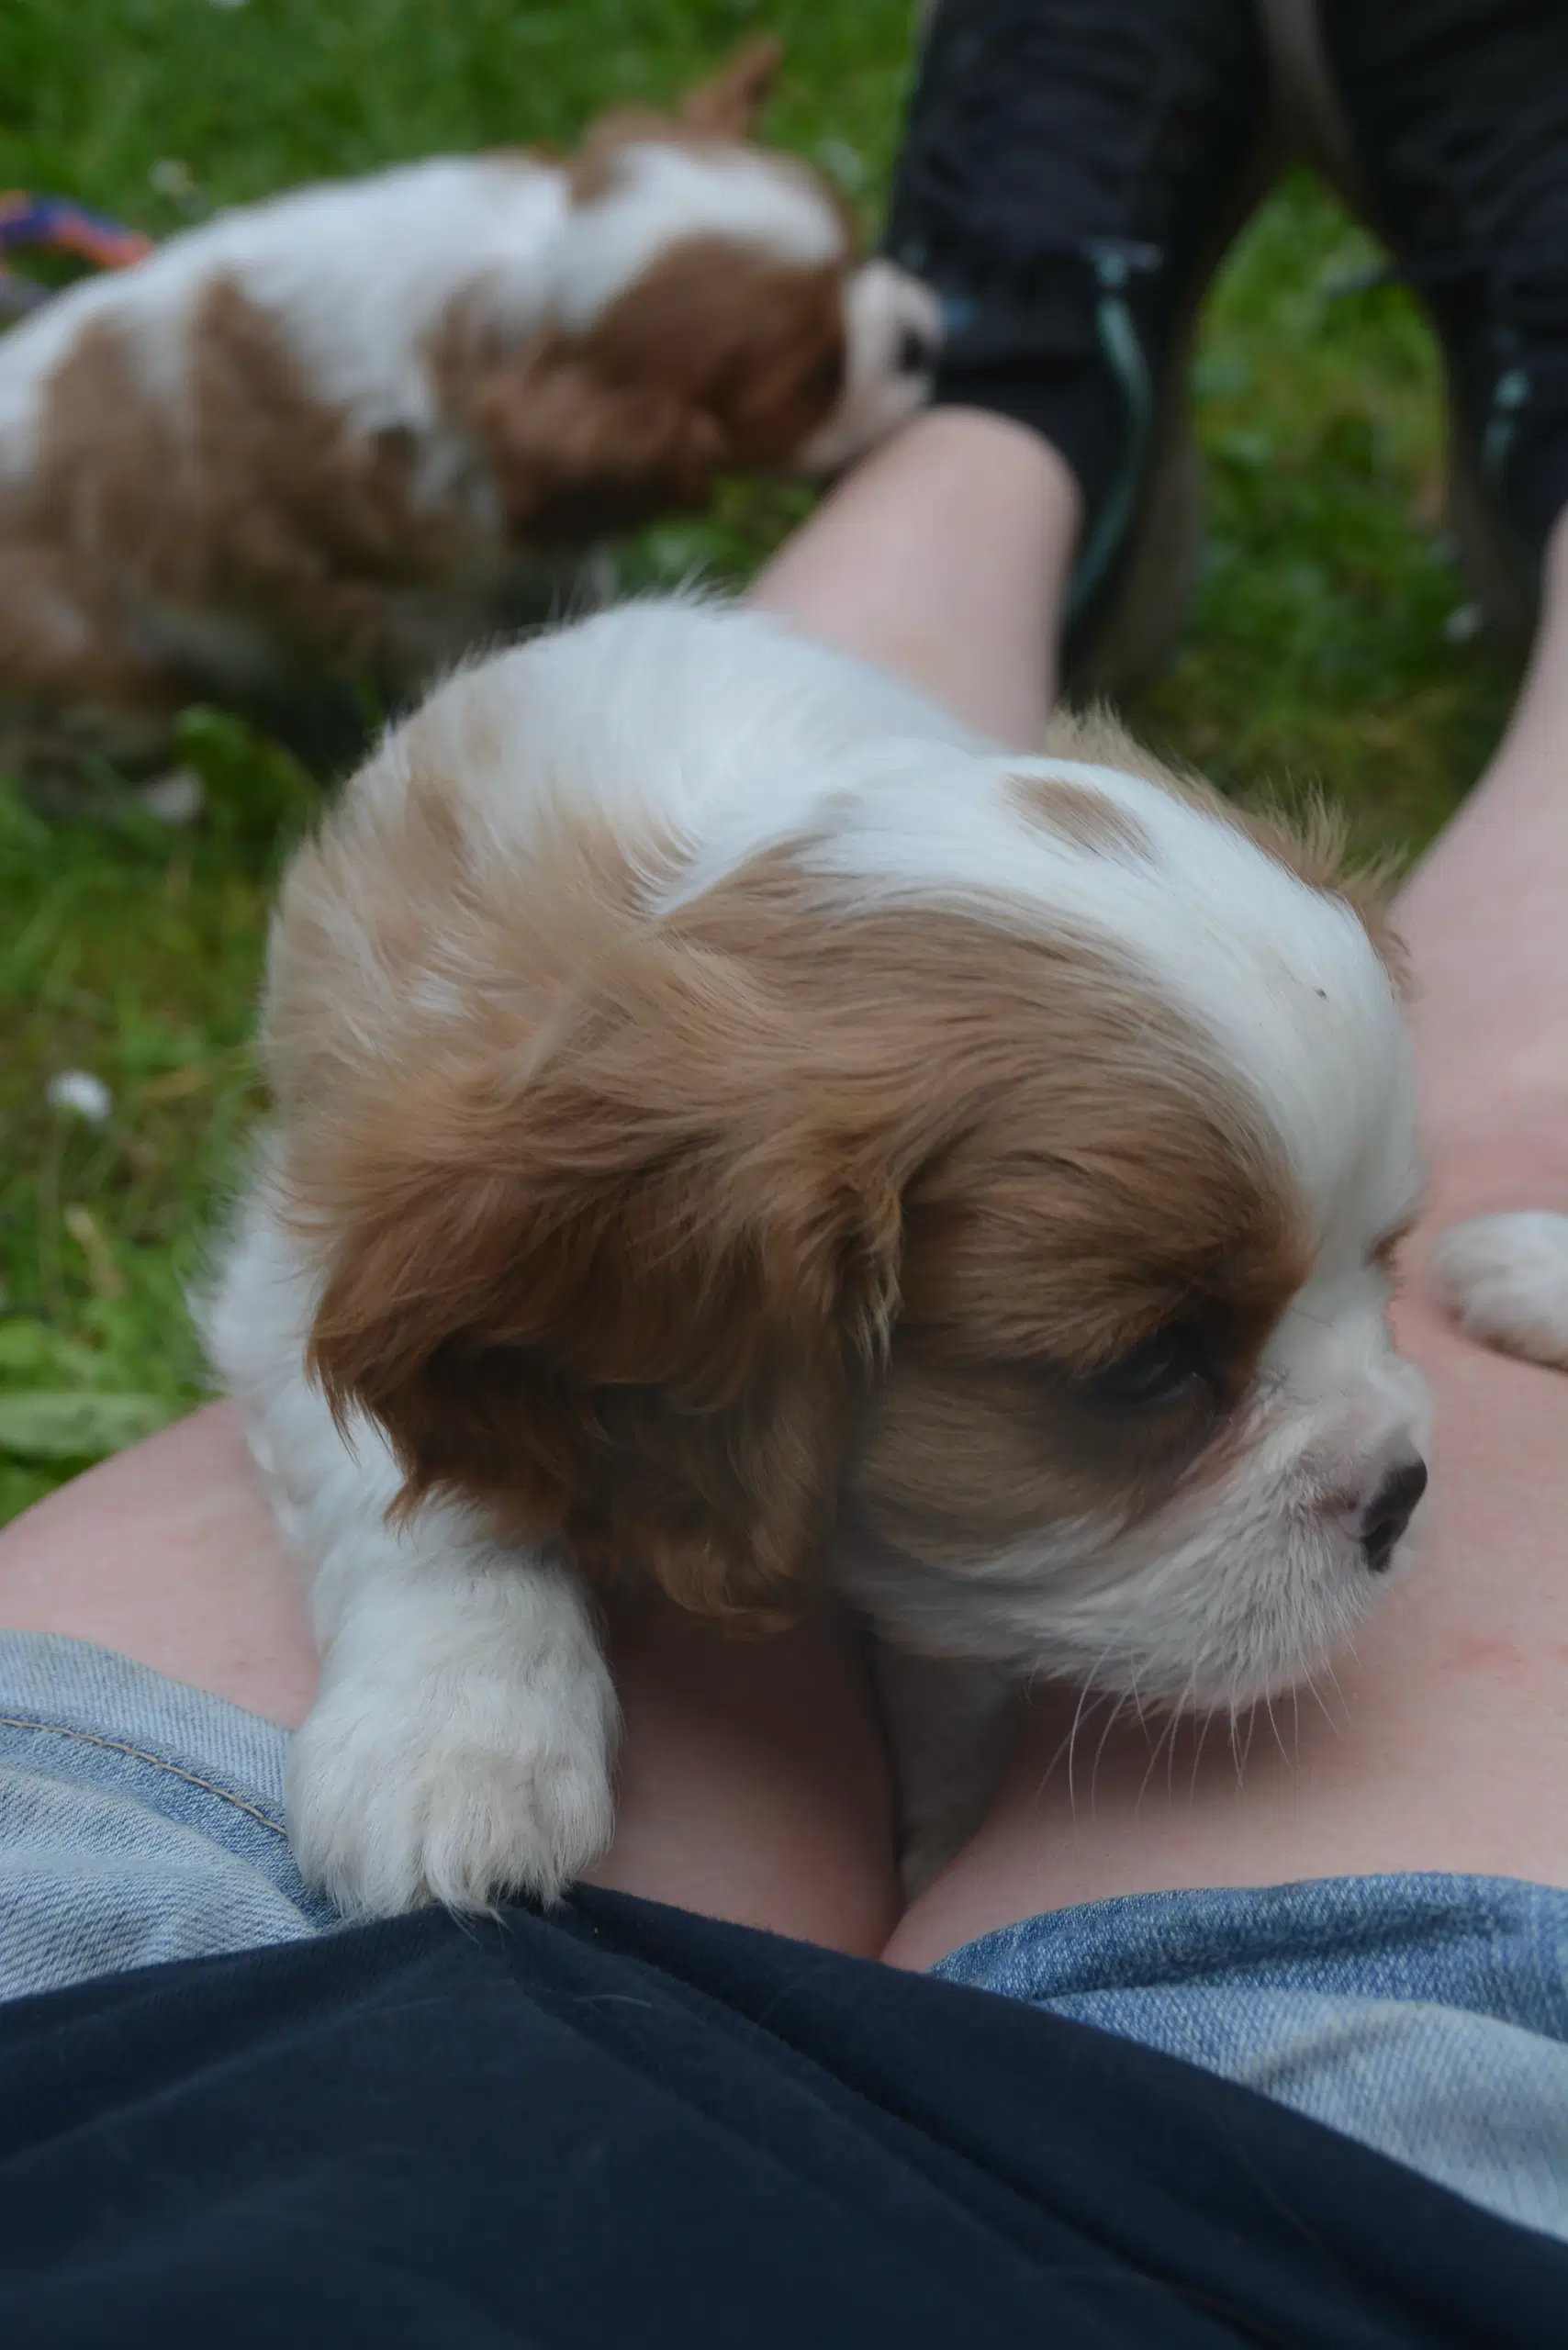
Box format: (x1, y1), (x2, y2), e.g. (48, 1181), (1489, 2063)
(873, 0), (1272, 695)
(753, 408), (1078, 745)
(0, 1405), (318, 1729)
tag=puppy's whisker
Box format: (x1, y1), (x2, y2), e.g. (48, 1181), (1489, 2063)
(1054, 1640), (1120, 1821)
(1041, 1694), (1090, 1808)
(1317, 1651), (1351, 1733)
(1187, 1693), (1216, 1802)
(1133, 1693), (1177, 1814)
(1090, 1686), (1136, 1817)
(1262, 1690), (1294, 1772)
(1061, 1675), (1113, 1824)
(1164, 1673), (1202, 1805)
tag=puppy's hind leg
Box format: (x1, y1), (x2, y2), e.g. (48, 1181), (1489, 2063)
(874, 1646), (1022, 1898)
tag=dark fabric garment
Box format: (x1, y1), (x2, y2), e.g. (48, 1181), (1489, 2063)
(881, 0), (1267, 569)
(1, 1885), (1563, 2347)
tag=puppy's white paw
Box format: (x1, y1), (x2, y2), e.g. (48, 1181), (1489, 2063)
(286, 1643), (619, 1919)
(1429, 1212), (1568, 1371)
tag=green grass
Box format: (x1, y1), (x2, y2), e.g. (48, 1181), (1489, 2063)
(0, 2), (1523, 1522)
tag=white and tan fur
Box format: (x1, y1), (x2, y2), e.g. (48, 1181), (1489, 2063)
(0, 41), (936, 764)
(207, 597), (1431, 1914)
(1431, 1214), (1568, 1370)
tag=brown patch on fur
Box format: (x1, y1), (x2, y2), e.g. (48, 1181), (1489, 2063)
(565, 38), (799, 206)
(437, 238), (846, 542)
(570, 238), (846, 470)
(431, 301), (731, 543)
(857, 1017), (1308, 1566)
(564, 39), (853, 258)
(1047, 704), (1409, 985)
(274, 746), (1308, 1628)
(178, 283), (479, 660)
(0, 532), (188, 748)
(6, 285), (489, 735)
(1371, 1214), (1418, 1275)
(678, 36), (786, 138)
(1010, 771), (1151, 860)
(0, 324), (195, 743)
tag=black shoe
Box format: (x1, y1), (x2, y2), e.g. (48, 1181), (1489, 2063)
(884, 0), (1273, 693)
(1316, 0), (1568, 637)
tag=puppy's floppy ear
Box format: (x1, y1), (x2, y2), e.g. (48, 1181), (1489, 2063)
(460, 334), (727, 539)
(678, 36), (785, 139)
(299, 931), (902, 1626)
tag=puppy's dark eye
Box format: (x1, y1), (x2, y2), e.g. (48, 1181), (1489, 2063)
(1082, 1323), (1211, 1410)
(896, 319), (936, 374)
(803, 349), (846, 403)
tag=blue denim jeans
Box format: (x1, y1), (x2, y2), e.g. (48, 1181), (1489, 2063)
(936, 1873), (1568, 2242)
(5, 1628), (1566, 2242)
(0, 1629), (334, 1995)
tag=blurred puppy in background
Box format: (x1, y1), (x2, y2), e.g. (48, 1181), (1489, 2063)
(0, 39), (938, 767)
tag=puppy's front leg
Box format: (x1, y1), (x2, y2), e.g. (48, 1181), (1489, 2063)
(289, 1511), (619, 1917)
(207, 1188), (617, 1918)
(874, 1647), (1022, 1898)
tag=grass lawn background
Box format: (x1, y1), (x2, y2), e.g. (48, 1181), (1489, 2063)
(0, 0), (1521, 1522)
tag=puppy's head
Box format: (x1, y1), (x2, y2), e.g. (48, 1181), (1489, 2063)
(454, 40), (938, 535)
(837, 835), (1428, 1708)
(279, 610), (1426, 1704)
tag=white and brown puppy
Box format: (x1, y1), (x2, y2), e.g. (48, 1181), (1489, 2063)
(207, 598), (1433, 1914)
(0, 40), (936, 761)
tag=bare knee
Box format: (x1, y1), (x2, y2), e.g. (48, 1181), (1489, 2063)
(0, 1405), (317, 1725)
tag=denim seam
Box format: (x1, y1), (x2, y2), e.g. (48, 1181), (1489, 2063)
(0, 1713), (288, 1837)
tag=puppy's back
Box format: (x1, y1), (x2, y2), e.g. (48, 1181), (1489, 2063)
(0, 156), (567, 480)
(262, 599), (969, 1127)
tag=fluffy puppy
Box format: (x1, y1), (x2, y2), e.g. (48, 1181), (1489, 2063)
(207, 598), (1430, 1913)
(0, 40), (936, 764)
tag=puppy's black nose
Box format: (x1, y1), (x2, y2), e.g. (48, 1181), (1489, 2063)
(1358, 1459), (1428, 1572)
(896, 319), (938, 374)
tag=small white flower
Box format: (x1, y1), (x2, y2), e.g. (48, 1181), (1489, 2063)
(815, 137), (867, 196)
(138, 767), (205, 826)
(47, 1070), (114, 1125)
(150, 159), (196, 201)
(1443, 601), (1484, 645)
